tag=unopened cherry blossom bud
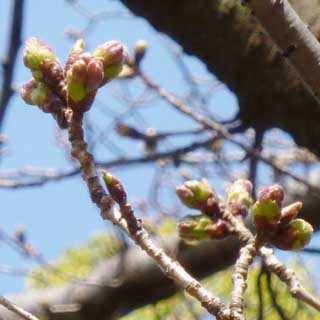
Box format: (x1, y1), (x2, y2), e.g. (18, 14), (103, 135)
(252, 185), (284, 229)
(66, 53), (104, 112)
(134, 39), (147, 65)
(204, 219), (229, 239)
(178, 214), (229, 241)
(178, 214), (213, 241)
(102, 171), (127, 205)
(24, 37), (56, 71)
(227, 179), (253, 216)
(20, 79), (61, 113)
(280, 201), (302, 224)
(258, 184), (284, 206)
(23, 37), (64, 91)
(86, 59), (104, 90)
(92, 40), (125, 83)
(65, 39), (85, 74)
(201, 195), (221, 219)
(176, 180), (213, 210)
(274, 218), (313, 250)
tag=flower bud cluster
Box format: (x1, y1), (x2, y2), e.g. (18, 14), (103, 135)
(21, 37), (125, 114)
(252, 184), (313, 250)
(22, 38), (64, 114)
(176, 179), (228, 241)
(227, 179), (253, 217)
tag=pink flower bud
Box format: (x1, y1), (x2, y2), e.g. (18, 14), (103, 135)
(258, 184), (284, 206)
(23, 37), (64, 92)
(66, 53), (103, 112)
(65, 39), (85, 74)
(86, 59), (104, 91)
(72, 60), (87, 81)
(92, 41), (125, 83)
(227, 179), (253, 216)
(20, 79), (62, 113)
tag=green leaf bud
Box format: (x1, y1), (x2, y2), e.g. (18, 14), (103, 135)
(24, 37), (56, 71)
(252, 184), (285, 233)
(102, 171), (127, 205)
(92, 40), (125, 83)
(178, 215), (229, 241)
(23, 38), (64, 92)
(20, 79), (62, 113)
(176, 179), (213, 210)
(178, 214), (213, 241)
(274, 218), (313, 250)
(252, 199), (281, 224)
(134, 39), (148, 65)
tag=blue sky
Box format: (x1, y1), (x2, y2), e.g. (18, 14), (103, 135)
(0, 0), (236, 294)
(0, 0), (319, 300)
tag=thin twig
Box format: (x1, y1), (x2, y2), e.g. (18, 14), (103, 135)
(248, 129), (264, 200)
(230, 239), (256, 319)
(138, 70), (320, 199)
(0, 295), (39, 320)
(301, 247), (320, 255)
(222, 209), (320, 314)
(0, 136), (218, 188)
(259, 246), (320, 311)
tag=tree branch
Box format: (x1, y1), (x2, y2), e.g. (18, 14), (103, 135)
(259, 246), (320, 311)
(0, 0), (24, 131)
(119, 0), (320, 156)
(0, 295), (39, 320)
(244, 0), (320, 106)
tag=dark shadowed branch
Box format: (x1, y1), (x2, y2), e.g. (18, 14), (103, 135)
(0, 0), (25, 132)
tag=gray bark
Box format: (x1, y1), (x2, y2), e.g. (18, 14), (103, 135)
(120, 0), (320, 156)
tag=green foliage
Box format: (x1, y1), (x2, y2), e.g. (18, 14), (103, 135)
(157, 217), (177, 236)
(122, 262), (317, 320)
(27, 232), (122, 288)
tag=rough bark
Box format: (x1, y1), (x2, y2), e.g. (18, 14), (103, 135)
(120, 0), (320, 156)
